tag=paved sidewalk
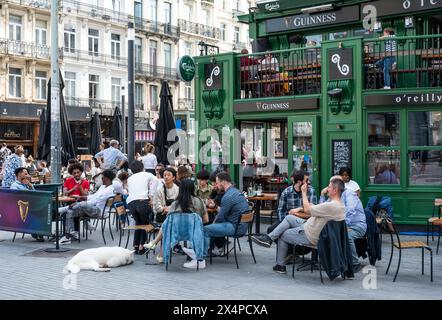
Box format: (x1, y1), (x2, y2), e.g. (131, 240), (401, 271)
(0, 225), (440, 300)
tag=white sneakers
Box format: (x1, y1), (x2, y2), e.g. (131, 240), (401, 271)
(143, 241), (156, 251)
(182, 247), (197, 260)
(211, 246), (224, 257)
(383, 86), (391, 89)
(57, 236), (71, 245)
(183, 259), (206, 269)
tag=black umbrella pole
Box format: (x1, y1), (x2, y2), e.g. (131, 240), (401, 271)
(127, 22), (135, 164)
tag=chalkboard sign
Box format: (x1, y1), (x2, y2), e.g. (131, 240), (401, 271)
(332, 139), (352, 175)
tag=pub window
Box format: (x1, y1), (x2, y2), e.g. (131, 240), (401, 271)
(367, 112), (401, 185)
(329, 31), (349, 40)
(408, 111), (442, 186)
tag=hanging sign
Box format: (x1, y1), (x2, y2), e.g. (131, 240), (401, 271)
(329, 48), (353, 81)
(176, 55), (196, 82)
(204, 63), (223, 90)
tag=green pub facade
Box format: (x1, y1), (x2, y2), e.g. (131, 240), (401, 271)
(193, 0), (442, 225)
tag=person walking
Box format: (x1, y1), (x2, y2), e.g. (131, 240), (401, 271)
(1, 145), (25, 188)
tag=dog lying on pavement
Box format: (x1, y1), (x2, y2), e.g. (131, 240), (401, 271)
(63, 247), (135, 273)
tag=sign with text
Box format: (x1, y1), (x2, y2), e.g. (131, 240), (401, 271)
(362, 0), (442, 19)
(332, 139), (352, 176)
(257, 0), (337, 13)
(234, 98), (319, 113)
(265, 5), (359, 33)
(0, 189), (53, 236)
(365, 92), (442, 106)
(329, 48), (353, 81)
(204, 63), (223, 90)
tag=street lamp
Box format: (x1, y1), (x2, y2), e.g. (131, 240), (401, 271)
(198, 41), (206, 56)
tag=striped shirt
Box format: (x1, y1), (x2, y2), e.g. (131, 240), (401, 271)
(385, 35), (396, 53)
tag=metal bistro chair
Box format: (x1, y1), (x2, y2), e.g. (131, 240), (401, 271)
(93, 195), (117, 245)
(383, 218), (433, 282)
(210, 206), (257, 269)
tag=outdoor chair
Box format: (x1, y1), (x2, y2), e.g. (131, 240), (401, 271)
(209, 206), (256, 269)
(426, 198), (442, 249)
(292, 220), (353, 284)
(161, 212), (205, 271)
(87, 195), (117, 245)
(383, 218), (433, 282)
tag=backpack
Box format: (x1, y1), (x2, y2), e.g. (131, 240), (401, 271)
(366, 196), (394, 230)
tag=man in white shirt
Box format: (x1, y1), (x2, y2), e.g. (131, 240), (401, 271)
(127, 160), (158, 254)
(58, 170), (116, 244)
(94, 140), (127, 172)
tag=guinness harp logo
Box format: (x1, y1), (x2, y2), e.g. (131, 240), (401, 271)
(18, 200), (29, 222)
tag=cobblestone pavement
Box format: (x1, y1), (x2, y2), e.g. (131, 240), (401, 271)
(0, 223), (440, 300)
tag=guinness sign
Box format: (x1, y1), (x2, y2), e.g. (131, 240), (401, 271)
(265, 5), (359, 33)
(234, 98), (318, 113)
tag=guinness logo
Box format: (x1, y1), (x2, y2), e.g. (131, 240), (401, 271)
(18, 200), (29, 223)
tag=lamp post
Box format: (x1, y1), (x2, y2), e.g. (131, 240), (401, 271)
(128, 21), (135, 164)
(121, 85), (126, 154)
(198, 41), (206, 56)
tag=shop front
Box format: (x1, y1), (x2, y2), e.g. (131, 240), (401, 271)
(194, 0), (442, 224)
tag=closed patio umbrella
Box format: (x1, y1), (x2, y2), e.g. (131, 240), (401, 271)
(40, 72), (76, 166)
(37, 108), (47, 160)
(154, 81), (177, 165)
(111, 106), (122, 144)
(90, 112), (102, 156)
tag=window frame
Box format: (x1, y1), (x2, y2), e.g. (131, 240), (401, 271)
(35, 70), (47, 100)
(8, 67), (22, 98)
(9, 14), (22, 41)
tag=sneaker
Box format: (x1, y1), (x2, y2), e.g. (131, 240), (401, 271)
(383, 86), (391, 89)
(183, 259), (206, 269)
(182, 247), (197, 260)
(143, 241), (156, 251)
(57, 236), (71, 245)
(251, 234), (273, 248)
(272, 264), (287, 274)
(69, 231), (79, 240)
(87, 222), (96, 231)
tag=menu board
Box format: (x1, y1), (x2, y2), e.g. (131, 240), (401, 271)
(332, 139), (352, 175)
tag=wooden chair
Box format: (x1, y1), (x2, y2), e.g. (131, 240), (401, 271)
(426, 198), (442, 246)
(210, 208), (256, 269)
(383, 219), (433, 282)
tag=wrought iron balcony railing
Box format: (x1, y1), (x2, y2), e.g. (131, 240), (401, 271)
(177, 19), (221, 40)
(363, 34), (442, 90)
(60, 48), (128, 68)
(2, 0), (50, 10)
(0, 38), (49, 59)
(134, 17), (180, 40)
(236, 46), (321, 99)
(178, 98), (194, 110)
(135, 62), (178, 81)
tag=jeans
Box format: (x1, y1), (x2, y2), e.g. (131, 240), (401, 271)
(128, 200), (153, 247)
(348, 224), (366, 266)
(204, 222), (236, 256)
(375, 56), (395, 87)
(59, 202), (101, 234)
(269, 215), (306, 241)
(276, 225), (312, 266)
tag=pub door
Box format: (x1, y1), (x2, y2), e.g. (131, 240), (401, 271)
(288, 116), (319, 192)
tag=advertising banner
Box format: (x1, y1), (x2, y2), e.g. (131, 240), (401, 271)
(0, 189), (53, 236)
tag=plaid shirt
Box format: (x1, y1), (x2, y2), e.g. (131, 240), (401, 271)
(277, 185), (317, 221)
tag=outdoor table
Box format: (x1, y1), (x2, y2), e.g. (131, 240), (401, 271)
(247, 193), (277, 234)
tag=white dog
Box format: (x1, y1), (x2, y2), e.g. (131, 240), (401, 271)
(63, 247), (135, 273)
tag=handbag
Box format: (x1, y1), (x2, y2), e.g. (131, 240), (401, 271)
(155, 184), (174, 223)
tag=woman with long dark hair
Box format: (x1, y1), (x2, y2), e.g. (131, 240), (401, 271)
(144, 178), (208, 263)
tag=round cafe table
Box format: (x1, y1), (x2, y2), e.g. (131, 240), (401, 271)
(247, 193), (277, 234)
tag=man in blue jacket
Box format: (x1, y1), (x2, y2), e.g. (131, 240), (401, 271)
(203, 172), (249, 260)
(320, 175), (366, 271)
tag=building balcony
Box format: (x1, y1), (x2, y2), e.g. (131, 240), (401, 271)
(2, 0), (50, 10)
(177, 19), (221, 40)
(60, 0), (129, 26)
(233, 42), (247, 51)
(134, 17), (180, 41)
(0, 38), (49, 60)
(135, 63), (179, 82)
(178, 98), (194, 111)
(60, 48), (128, 68)
(363, 34), (442, 90)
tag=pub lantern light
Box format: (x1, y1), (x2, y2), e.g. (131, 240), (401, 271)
(198, 41), (206, 56)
